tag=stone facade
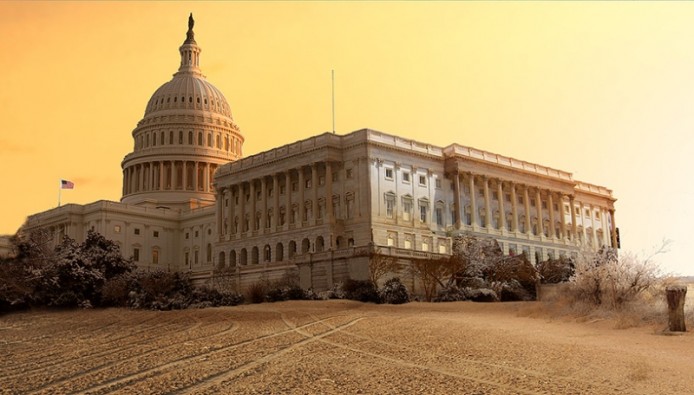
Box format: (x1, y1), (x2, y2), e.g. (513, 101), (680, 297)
(212, 129), (616, 291)
(19, 16), (617, 293)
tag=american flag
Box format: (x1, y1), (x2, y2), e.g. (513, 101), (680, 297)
(61, 179), (75, 189)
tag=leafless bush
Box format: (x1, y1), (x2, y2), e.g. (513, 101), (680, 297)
(570, 242), (668, 310)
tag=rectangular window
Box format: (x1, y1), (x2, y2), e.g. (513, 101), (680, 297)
(346, 168), (354, 179)
(153, 231), (159, 238)
(133, 248), (140, 262)
(194, 250), (199, 264)
(435, 178), (442, 188)
(319, 176), (325, 186)
(436, 208), (443, 226)
(291, 182), (297, 192)
(305, 179), (311, 189)
(595, 211), (601, 220)
(152, 250), (159, 264)
(492, 192), (499, 200)
(419, 205), (427, 223)
(114, 225), (121, 233)
(280, 184), (286, 195)
(385, 168), (394, 179)
(195, 230), (199, 237)
(386, 199), (394, 218)
(332, 172), (338, 182)
(402, 171), (410, 183)
(185, 232), (189, 239)
(542, 201), (548, 209)
(564, 205), (570, 214)
(419, 175), (426, 186)
(505, 193), (512, 203)
(134, 228), (140, 235)
(403, 201), (412, 221)
(256, 190), (261, 200)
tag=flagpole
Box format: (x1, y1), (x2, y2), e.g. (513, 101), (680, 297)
(331, 69), (335, 134)
(58, 179), (62, 207)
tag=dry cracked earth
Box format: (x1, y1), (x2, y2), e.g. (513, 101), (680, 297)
(1, 300), (692, 394)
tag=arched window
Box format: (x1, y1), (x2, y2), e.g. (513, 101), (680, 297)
(206, 243), (212, 263)
(315, 236), (325, 252)
(251, 246), (259, 264)
(336, 236), (344, 249)
(198, 132), (203, 146)
(229, 250), (237, 267)
(208, 132), (212, 147)
(188, 131), (193, 145)
(240, 248), (247, 265)
(264, 245), (271, 262)
(161, 131), (165, 145)
(169, 131), (174, 144)
(276, 243), (284, 261)
(216, 134), (221, 149)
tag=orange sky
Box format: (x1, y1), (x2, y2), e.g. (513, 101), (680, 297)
(1, 2), (692, 275)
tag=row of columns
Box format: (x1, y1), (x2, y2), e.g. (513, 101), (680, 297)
(217, 161), (352, 240)
(451, 172), (616, 248)
(123, 160), (217, 196)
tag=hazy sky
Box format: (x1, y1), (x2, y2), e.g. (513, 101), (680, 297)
(1, 2), (692, 275)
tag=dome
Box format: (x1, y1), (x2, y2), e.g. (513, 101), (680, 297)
(140, 13), (233, 120)
(120, 14), (244, 210)
(144, 74), (233, 118)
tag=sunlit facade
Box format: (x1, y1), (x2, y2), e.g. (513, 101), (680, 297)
(21, 16), (617, 291)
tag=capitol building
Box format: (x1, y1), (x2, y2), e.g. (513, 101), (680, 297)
(23, 16), (618, 291)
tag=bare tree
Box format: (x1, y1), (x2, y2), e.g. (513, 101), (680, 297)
(368, 248), (403, 287)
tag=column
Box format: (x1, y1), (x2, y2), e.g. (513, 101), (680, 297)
(204, 163), (210, 192)
(560, 194), (567, 241)
(453, 172), (462, 229)
(273, 174), (280, 231)
(483, 177), (491, 228)
(148, 163), (154, 191)
(184, 161), (190, 190)
(510, 182), (518, 232)
(469, 174), (477, 227)
(261, 177), (267, 233)
(326, 162), (333, 223)
(193, 162), (199, 191)
(228, 185), (235, 237)
(172, 161), (178, 190)
(139, 164), (144, 192)
(523, 186), (531, 234)
(216, 187), (224, 237)
(548, 192), (556, 239)
(609, 209), (618, 248)
(239, 183), (246, 233)
(123, 169), (128, 195)
(298, 167), (305, 226)
(250, 180), (256, 232)
(590, 204), (598, 247)
(159, 161), (165, 191)
(497, 180), (506, 231)
(570, 196), (577, 241)
(285, 171), (292, 229)
(535, 189), (543, 237)
(312, 163), (318, 224)
(579, 201), (586, 242)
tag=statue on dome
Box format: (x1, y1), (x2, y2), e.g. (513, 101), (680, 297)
(188, 13), (194, 31)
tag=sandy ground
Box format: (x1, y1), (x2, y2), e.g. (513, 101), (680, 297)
(1, 300), (692, 395)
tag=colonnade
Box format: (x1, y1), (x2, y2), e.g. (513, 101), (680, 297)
(123, 161), (218, 196)
(451, 172), (617, 248)
(216, 161), (354, 240)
